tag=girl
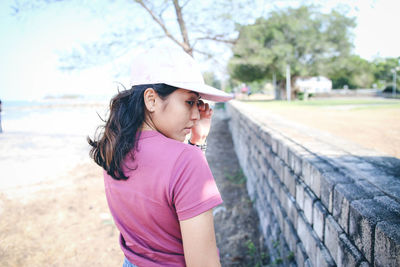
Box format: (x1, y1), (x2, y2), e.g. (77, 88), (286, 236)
(88, 48), (232, 266)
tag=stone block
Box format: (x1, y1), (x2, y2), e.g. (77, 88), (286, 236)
(313, 201), (328, 241)
(280, 185), (289, 212)
(324, 215), (344, 264)
(329, 155), (372, 175)
(288, 147), (303, 176)
(283, 216), (299, 252)
(276, 158), (285, 182)
(259, 143), (269, 159)
(256, 183), (265, 209)
(349, 198), (399, 263)
(320, 171), (352, 213)
(374, 195), (400, 215)
(367, 172), (400, 200)
(267, 164), (273, 179)
(337, 233), (363, 267)
(283, 165), (297, 197)
(269, 169), (282, 201)
(302, 157), (335, 198)
(265, 221), (272, 239)
(358, 261), (370, 267)
(315, 242), (336, 267)
(297, 212), (319, 265)
(278, 141), (289, 165)
(270, 155), (279, 177)
(265, 147), (273, 166)
(286, 192), (299, 228)
(259, 214), (268, 238)
(374, 220), (400, 267)
(333, 183), (374, 234)
(270, 194), (283, 230)
(302, 158), (315, 189)
(275, 203), (285, 233)
(246, 178), (257, 202)
(296, 178), (306, 210)
(355, 179), (385, 197)
(260, 171), (271, 192)
(304, 187), (317, 225)
(259, 158), (269, 180)
(260, 126), (272, 146)
(270, 217), (280, 244)
(271, 136), (279, 154)
(304, 258), (313, 267)
(296, 242), (308, 267)
(254, 147), (262, 168)
(263, 178), (273, 205)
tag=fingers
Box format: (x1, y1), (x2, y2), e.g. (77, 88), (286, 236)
(198, 100), (205, 111)
(198, 100), (213, 117)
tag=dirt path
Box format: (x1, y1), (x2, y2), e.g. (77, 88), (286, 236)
(0, 109), (267, 266)
(209, 110), (268, 266)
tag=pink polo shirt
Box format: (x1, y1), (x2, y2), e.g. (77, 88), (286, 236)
(104, 130), (223, 266)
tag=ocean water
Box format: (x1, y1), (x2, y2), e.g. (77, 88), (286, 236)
(0, 99), (109, 191)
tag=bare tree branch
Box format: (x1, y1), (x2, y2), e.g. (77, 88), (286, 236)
(180, 0), (191, 10)
(192, 48), (213, 59)
(157, 1), (170, 20)
(172, 0), (192, 55)
(195, 35), (237, 45)
(134, 0), (187, 52)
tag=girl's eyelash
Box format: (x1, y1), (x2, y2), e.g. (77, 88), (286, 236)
(186, 100), (199, 106)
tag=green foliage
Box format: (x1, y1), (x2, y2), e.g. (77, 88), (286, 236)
(273, 258), (283, 265)
(287, 251), (295, 261)
(229, 6), (355, 85)
(373, 57), (400, 89)
(225, 169), (246, 185)
(246, 240), (257, 255)
(203, 71), (222, 89)
(245, 240), (269, 267)
(328, 55), (375, 88)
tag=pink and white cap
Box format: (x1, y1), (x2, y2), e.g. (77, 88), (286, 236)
(129, 47), (233, 102)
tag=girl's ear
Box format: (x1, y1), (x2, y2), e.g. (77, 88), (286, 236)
(143, 88), (157, 112)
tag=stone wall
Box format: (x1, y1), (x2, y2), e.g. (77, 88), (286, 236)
(226, 100), (400, 267)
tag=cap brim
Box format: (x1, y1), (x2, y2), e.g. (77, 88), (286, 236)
(164, 82), (233, 102)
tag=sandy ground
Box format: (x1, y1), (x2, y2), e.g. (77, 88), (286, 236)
(0, 162), (123, 266)
(0, 109), (267, 267)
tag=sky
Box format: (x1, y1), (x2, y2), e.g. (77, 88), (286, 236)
(0, 0), (399, 101)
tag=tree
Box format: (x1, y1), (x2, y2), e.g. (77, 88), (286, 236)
(11, 0), (267, 74)
(373, 57), (400, 89)
(328, 55), (375, 89)
(203, 71), (221, 89)
(228, 6), (356, 96)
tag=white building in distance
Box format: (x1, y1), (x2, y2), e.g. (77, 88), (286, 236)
(295, 76), (332, 94)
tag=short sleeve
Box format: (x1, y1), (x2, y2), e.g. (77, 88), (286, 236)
(171, 146), (223, 221)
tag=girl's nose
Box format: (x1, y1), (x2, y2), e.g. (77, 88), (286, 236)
(191, 106), (200, 121)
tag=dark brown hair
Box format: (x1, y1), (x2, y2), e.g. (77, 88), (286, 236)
(87, 83), (178, 180)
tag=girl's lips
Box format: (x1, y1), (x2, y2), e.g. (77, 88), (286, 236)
(184, 128), (191, 134)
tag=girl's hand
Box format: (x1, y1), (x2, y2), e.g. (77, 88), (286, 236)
(190, 100), (213, 145)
